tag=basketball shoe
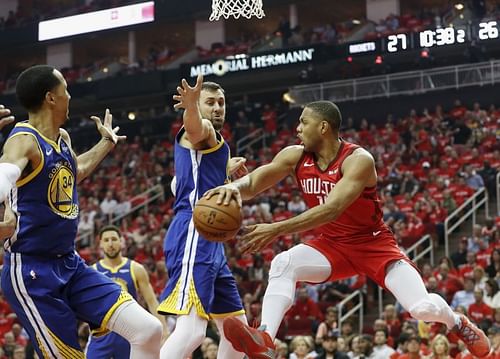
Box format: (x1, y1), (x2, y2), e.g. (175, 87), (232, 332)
(223, 317), (276, 359)
(453, 314), (491, 357)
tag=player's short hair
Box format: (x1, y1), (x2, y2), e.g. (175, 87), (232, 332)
(99, 225), (122, 238)
(202, 81), (225, 94)
(305, 100), (342, 132)
(16, 65), (61, 112)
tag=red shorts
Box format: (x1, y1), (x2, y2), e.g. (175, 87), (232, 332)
(306, 229), (417, 289)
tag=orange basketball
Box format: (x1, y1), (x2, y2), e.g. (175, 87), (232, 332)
(193, 195), (242, 242)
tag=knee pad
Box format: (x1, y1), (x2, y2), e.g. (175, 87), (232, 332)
(409, 299), (441, 320)
(269, 251), (292, 280)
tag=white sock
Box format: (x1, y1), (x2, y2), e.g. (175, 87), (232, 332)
(384, 260), (460, 330)
(214, 315), (247, 358)
(261, 244), (331, 339)
(107, 300), (162, 359)
(160, 307), (208, 359)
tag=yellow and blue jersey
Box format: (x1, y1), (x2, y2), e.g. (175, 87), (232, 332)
(1, 122), (131, 359)
(5, 122), (79, 256)
(94, 259), (138, 300)
(158, 128), (244, 319)
(86, 258), (138, 358)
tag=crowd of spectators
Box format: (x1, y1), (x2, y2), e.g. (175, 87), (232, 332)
(0, 98), (498, 357)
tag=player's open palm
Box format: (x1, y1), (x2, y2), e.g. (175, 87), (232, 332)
(173, 74), (203, 110)
(240, 223), (280, 254)
(91, 109), (126, 144)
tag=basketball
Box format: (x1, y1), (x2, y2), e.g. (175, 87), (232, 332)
(193, 195), (242, 242)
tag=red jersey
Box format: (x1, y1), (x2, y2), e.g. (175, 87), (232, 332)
(295, 141), (385, 239)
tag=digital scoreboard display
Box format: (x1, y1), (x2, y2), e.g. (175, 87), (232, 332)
(347, 20), (499, 55)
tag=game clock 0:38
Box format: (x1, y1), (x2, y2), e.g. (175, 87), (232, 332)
(351, 20), (499, 56)
(419, 27), (466, 47)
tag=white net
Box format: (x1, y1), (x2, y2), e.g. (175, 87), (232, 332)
(210, 0), (265, 21)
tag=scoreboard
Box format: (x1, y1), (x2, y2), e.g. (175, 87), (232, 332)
(348, 20), (499, 55)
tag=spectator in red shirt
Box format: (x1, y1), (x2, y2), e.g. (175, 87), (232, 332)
(261, 104), (277, 136)
(435, 263), (463, 303)
(476, 239), (493, 268)
(458, 251), (478, 279)
(287, 287), (323, 322)
(450, 99), (467, 118)
(383, 304), (402, 339)
(449, 176), (474, 206)
(151, 261), (168, 296)
(468, 289), (494, 326)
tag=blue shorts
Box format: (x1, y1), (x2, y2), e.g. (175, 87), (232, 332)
(86, 332), (130, 359)
(1, 252), (132, 359)
(158, 212), (244, 319)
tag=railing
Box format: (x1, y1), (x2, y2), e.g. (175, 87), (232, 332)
(444, 187), (488, 257)
(77, 184), (165, 246)
(337, 289), (363, 333)
(236, 128), (266, 156)
(378, 234), (434, 316)
(288, 60), (500, 105)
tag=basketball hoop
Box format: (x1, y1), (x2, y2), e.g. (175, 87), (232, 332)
(210, 0), (265, 21)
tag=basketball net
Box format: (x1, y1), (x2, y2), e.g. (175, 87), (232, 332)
(210, 0), (265, 21)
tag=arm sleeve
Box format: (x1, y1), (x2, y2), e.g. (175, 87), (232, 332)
(0, 163), (21, 203)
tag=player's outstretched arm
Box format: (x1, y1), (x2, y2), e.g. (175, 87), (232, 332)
(132, 262), (169, 342)
(65, 109), (126, 183)
(241, 149), (376, 253)
(0, 134), (37, 203)
(173, 74), (215, 146)
(205, 145), (303, 206)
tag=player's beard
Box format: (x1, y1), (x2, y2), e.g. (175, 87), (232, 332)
(104, 250), (120, 259)
(212, 118), (224, 131)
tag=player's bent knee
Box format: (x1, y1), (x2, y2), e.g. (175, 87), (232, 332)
(409, 299), (441, 320)
(269, 251), (292, 280)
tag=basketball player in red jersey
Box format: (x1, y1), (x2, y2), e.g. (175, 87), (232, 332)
(205, 101), (491, 359)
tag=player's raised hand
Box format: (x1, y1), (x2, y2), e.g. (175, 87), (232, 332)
(90, 109), (127, 145)
(0, 105), (14, 130)
(204, 183), (242, 207)
(228, 157), (248, 179)
(240, 223), (280, 254)
(173, 74), (203, 110)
